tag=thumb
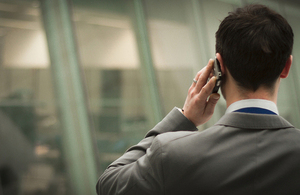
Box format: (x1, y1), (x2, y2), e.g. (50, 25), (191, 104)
(205, 93), (220, 115)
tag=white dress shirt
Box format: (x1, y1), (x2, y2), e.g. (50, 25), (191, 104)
(225, 99), (279, 115)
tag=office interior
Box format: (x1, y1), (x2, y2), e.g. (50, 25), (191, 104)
(0, 0), (299, 194)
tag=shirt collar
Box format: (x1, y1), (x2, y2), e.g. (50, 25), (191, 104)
(225, 99), (279, 115)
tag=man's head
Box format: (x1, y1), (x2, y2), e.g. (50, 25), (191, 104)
(216, 4), (294, 92)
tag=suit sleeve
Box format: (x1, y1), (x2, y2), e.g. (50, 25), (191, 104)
(96, 107), (198, 195)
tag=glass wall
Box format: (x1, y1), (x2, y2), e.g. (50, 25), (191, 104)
(0, 0), (69, 194)
(0, 0), (299, 194)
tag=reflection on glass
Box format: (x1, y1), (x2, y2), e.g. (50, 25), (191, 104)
(0, 1), (68, 194)
(72, 0), (155, 171)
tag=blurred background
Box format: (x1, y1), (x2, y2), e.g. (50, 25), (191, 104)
(0, 0), (299, 194)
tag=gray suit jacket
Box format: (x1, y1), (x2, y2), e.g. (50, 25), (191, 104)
(97, 107), (300, 195)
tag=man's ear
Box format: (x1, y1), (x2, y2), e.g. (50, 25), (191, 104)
(216, 53), (226, 74)
(280, 55), (293, 78)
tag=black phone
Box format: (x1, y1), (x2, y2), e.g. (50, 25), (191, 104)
(212, 57), (222, 93)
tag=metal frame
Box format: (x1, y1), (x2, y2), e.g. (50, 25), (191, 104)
(40, 0), (97, 194)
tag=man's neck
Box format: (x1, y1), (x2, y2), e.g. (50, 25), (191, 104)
(223, 78), (280, 109)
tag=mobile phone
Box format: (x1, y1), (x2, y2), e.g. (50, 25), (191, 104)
(212, 57), (222, 93)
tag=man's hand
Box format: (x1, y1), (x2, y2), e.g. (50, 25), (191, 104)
(182, 59), (220, 126)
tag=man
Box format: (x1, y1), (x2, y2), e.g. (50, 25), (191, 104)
(97, 4), (298, 195)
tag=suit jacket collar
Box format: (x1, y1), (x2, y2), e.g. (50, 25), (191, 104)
(215, 112), (294, 130)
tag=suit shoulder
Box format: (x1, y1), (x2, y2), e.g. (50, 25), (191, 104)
(155, 131), (198, 145)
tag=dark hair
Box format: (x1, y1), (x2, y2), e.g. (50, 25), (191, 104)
(216, 4), (294, 91)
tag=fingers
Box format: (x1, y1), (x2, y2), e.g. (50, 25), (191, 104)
(199, 76), (217, 99)
(183, 59), (220, 126)
(189, 59), (216, 101)
(204, 93), (220, 117)
(200, 76), (220, 119)
(190, 66), (206, 88)
(194, 59), (214, 93)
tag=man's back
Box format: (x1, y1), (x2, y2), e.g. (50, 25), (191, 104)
(98, 110), (300, 195)
(156, 112), (300, 195)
